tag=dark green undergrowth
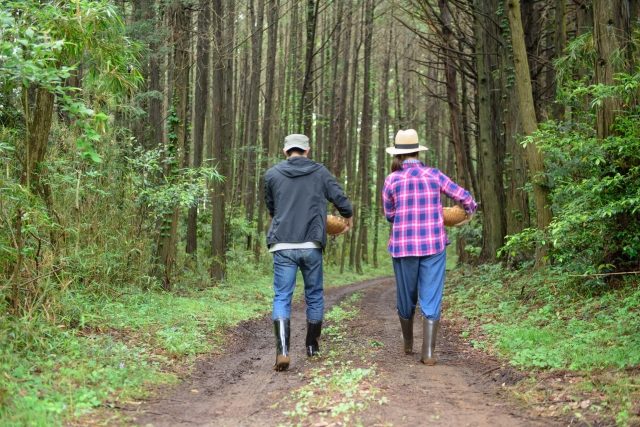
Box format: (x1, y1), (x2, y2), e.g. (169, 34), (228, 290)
(446, 264), (640, 424)
(0, 257), (392, 427)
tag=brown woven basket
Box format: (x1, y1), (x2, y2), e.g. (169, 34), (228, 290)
(327, 215), (348, 235)
(442, 206), (468, 227)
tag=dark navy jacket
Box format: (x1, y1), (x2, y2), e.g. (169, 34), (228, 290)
(264, 156), (353, 250)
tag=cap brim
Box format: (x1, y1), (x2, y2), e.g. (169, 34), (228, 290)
(284, 145), (310, 151)
(386, 145), (429, 155)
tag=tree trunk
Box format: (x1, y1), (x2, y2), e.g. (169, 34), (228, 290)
(186, 0), (211, 257)
(140, 0), (162, 149)
(210, 0), (229, 281)
(298, 0), (320, 138)
(593, 0), (626, 139)
(355, 0), (374, 275)
(21, 87), (55, 190)
(255, 0), (280, 260)
(521, 0), (542, 119)
(439, 0), (472, 262)
(552, 0), (567, 120)
(501, 25), (531, 237)
(374, 30), (392, 269)
(244, 0), (265, 245)
(474, 0), (506, 262)
(460, 68), (479, 198)
(154, 0), (190, 289)
(224, 0), (236, 207)
(331, 4), (352, 177)
(506, 0), (553, 258)
(326, 0), (343, 170)
(438, 0), (472, 192)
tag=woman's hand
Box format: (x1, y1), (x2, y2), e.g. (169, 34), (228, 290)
(454, 213), (474, 227)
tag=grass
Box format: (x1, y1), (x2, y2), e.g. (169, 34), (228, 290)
(445, 263), (640, 425)
(0, 254), (393, 427)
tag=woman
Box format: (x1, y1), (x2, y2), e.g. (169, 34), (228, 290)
(382, 129), (477, 365)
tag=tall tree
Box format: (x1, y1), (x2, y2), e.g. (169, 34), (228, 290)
(507, 0), (553, 258)
(255, 0), (280, 259)
(154, 0), (190, 288)
(331, 2), (352, 177)
(438, 0), (472, 192)
(355, 0), (374, 274)
(474, 0), (507, 261)
(186, 0), (211, 257)
(373, 29), (392, 269)
(243, 0), (265, 246)
(210, 0), (228, 281)
(298, 0), (320, 138)
(552, 0), (567, 120)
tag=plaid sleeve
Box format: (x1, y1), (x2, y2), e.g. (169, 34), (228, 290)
(439, 171), (477, 214)
(382, 175), (395, 223)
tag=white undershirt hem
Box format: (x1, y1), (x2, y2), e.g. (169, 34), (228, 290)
(269, 241), (322, 253)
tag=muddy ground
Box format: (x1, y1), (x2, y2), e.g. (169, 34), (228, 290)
(132, 277), (562, 427)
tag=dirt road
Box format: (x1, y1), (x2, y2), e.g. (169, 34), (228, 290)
(134, 277), (556, 427)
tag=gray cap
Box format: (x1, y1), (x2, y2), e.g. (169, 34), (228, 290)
(284, 134), (310, 151)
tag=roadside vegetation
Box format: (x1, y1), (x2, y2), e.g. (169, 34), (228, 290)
(447, 265), (639, 425)
(1, 257), (391, 427)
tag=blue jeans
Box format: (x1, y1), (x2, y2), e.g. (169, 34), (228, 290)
(272, 249), (324, 322)
(392, 249), (447, 321)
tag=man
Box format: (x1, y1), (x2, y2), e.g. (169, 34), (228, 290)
(265, 134), (353, 371)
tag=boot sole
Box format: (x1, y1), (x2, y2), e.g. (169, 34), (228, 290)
(274, 355), (290, 371)
(421, 358), (436, 366)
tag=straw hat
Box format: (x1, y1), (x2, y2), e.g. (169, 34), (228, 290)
(386, 129), (429, 155)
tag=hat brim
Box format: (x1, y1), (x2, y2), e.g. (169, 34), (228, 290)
(386, 145), (429, 155)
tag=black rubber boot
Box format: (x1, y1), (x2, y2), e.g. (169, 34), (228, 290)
(420, 318), (439, 366)
(399, 315), (414, 354)
(273, 318), (290, 371)
(305, 319), (322, 357)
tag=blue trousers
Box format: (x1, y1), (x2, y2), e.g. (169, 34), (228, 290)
(272, 249), (324, 322)
(392, 249), (447, 321)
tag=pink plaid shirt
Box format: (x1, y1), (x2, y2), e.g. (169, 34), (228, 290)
(382, 160), (477, 258)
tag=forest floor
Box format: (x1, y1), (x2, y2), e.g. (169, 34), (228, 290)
(125, 277), (566, 427)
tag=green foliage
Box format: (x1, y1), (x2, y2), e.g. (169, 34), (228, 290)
(127, 144), (223, 221)
(1, 0), (142, 161)
(0, 269), (272, 426)
(503, 32), (640, 273)
(448, 265), (640, 371)
(447, 264), (640, 425)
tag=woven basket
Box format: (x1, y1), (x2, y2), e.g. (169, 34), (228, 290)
(443, 206), (468, 227)
(327, 215), (348, 235)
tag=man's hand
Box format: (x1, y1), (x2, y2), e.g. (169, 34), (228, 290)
(337, 216), (354, 235)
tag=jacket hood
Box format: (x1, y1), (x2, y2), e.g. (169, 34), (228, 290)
(274, 156), (323, 178)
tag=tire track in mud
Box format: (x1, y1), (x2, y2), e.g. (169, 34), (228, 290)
(134, 277), (558, 427)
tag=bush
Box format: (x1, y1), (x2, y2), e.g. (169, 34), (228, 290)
(502, 34), (640, 274)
